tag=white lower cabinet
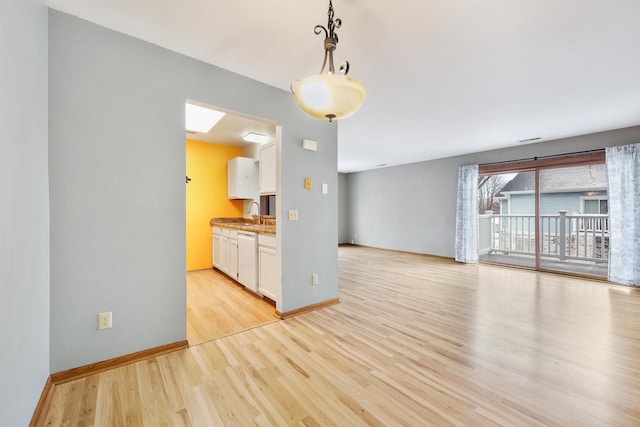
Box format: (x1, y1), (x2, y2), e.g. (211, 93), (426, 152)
(229, 230), (238, 280)
(213, 226), (277, 304)
(258, 234), (278, 302)
(212, 227), (222, 268)
(221, 228), (230, 274)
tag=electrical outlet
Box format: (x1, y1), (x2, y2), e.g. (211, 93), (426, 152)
(98, 312), (112, 330)
(312, 274), (318, 285)
(288, 209), (298, 221)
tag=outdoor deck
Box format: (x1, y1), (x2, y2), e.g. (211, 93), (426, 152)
(479, 212), (609, 278)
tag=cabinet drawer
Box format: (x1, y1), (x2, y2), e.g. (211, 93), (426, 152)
(229, 229), (238, 240)
(212, 226), (222, 235)
(258, 234), (276, 248)
(222, 228), (230, 238)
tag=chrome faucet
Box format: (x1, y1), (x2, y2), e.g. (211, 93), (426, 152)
(247, 201), (260, 216)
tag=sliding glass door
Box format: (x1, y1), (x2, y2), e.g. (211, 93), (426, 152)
(478, 156), (608, 278)
(538, 164), (608, 276)
(478, 171), (537, 268)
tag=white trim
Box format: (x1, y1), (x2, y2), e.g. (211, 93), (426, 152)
(580, 195), (608, 214)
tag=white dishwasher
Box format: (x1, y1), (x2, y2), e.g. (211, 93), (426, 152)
(237, 231), (258, 293)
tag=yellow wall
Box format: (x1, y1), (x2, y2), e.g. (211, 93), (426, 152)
(186, 139), (244, 271)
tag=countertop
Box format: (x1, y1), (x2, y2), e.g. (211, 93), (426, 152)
(210, 217), (276, 235)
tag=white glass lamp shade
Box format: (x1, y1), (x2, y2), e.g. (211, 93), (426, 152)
(294, 74), (366, 121)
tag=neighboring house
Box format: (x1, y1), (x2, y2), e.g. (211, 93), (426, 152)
(497, 164), (608, 217)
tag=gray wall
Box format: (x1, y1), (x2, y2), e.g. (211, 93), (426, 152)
(282, 129), (338, 311)
(338, 173), (349, 244)
(346, 126), (640, 257)
(0, 0), (50, 424)
(49, 11), (338, 372)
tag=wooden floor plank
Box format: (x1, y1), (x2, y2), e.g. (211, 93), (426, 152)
(187, 269), (277, 346)
(42, 246), (640, 426)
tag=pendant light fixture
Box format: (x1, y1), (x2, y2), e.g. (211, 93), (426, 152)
(291, 0), (366, 122)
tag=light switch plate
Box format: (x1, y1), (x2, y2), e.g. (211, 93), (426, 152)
(302, 139), (318, 151)
(322, 183), (328, 194)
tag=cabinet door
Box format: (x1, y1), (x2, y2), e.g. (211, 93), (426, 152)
(258, 245), (277, 301)
(229, 238), (238, 280)
(221, 236), (229, 273)
(227, 158), (238, 198)
(212, 233), (221, 268)
(228, 157), (257, 199)
(259, 143), (276, 195)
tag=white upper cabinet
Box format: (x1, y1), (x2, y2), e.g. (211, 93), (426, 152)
(228, 157), (257, 199)
(259, 142), (276, 195)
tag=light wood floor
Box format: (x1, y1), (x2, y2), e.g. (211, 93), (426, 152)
(187, 269), (278, 346)
(43, 246), (640, 426)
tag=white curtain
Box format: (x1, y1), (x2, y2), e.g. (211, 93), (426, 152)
(455, 164), (479, 263)
(605, 143), (640, 286)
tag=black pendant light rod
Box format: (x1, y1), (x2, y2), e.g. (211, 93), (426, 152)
(314, 0), (350, 76)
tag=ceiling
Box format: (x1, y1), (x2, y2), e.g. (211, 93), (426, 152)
(186, 101), (277, 148)
(47, 1), (640, 172)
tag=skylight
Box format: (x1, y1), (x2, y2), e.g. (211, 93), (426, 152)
(185, 103), (225, 133)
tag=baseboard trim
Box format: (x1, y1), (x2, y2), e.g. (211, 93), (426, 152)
(275, 297), (340, 319)
(344, 243), (456, 262)
(29, 376), (54, 427)
(50, 340), (188, 385)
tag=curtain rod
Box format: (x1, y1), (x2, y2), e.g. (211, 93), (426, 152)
(478, 148), (605, 167)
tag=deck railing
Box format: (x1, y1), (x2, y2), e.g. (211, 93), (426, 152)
(478, 211), (609, 263)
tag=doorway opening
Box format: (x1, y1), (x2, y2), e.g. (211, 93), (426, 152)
(185, 100), (279, 345)
(478, 153), (609, 278)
